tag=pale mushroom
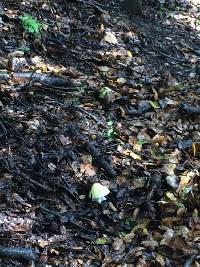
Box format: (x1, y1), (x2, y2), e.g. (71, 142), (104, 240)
(89, 182), (110, 203)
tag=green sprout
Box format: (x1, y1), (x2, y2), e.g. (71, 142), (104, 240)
(104, 119), (117, 140)
(19, 15), (48, 36)
(99, 87), (112, 99)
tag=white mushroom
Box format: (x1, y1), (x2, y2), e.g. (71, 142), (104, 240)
(89, 182), (110, 203)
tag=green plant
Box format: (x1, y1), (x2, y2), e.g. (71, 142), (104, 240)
(196, 19), (200, 26)
(104, 119), (117, 140)
(19, 15), (47, 36)
(95, 237), (108, 245)
(18, 46), (30, 52)
(99, 87), (112, 99)
(137, 139), (144, 147)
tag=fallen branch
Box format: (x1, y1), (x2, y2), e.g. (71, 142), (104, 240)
(180, 41), (200, 57)
(67, 125), (117, 178)
(0, 71), (82, 88)
(0, 246), (35, 261)
(165, 103), (200, 122)
(181, 104), (200, 115)
(40, 206), (96, 233)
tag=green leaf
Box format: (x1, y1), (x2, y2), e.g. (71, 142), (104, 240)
(104, 119), (116, 140)
(19, 15), (46, 36)
(99, 87), (112, 98)
(18, 46), (30, 52)
(149, 101), (160, 109)
(96, 237), (108, 245)
(166, 192), (177, 202)
(106, 119), (113, 127)
(176, 202), (185, 209)
(137, 139), (144, 147)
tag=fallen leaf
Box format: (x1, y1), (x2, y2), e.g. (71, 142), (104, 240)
(166, 175), (179, 189)
(117, 77), (126, 84)
(96, 237), (108, 245)
(112, 237), (124, 251)
(97, 66), (111, 72)
(123, 233), (135, 243)
(81, 154), (93, 164)
(153, 134), (167, 145)
(192, 142), (200, 156)
(141, 238), (158, 249)
(161, 163), (176, 175)
(166, 192), (177, 202)
(117, 145), (141, 160)
(80, 163), (96, 176)
(149, 100), (160, 109)
(104, 31), (118, 44)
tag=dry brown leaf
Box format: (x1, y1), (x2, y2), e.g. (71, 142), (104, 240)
(155, 254), (165, 266)
(123, 233), (135, 243)
(80, 163), (96, 176)
(153, 134), (167, 145)
(81, 154), (93, 164)
(117, 145), (141, 160)
(112, 237), (125, 251)
(161, 163), (176, 175)
(38, 239), (49, 248)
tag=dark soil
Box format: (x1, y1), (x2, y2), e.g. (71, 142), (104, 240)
(0, 0), (199, 266)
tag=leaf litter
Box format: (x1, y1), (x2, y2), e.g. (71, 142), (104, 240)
(0, 0), (199, 266)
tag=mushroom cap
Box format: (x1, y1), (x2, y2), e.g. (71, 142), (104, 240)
(89, 182), (110, 200)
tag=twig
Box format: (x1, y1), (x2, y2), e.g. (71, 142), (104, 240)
(13, 170), (52, 192)
(164, 103), (184, 122)
(180, 41), (200, 57)
(47, 0), (60, 34)
(64, 105), (99, 123)
(157, 51), (187, 63)
(0, 72), (76, 87)
(0, 120), (7, 138)
(40, 206), (96, 233)
(66, 124), (117, 178)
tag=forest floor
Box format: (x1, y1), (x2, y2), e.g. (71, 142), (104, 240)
(0, 0), (200, 266)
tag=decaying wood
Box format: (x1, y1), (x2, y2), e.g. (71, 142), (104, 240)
(0, 71), (81, 88)
(67, 125), (117, 178)
(181, 104), (200, 115)
(0, 246), (35, 261)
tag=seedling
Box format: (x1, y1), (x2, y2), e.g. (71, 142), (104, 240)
(99, 87), (112, 99)
(95, 237), (108, 245)
(19, 15), (48, 36)
(104, 119), (117, 140)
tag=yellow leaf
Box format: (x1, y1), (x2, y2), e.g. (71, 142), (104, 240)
(191, 142), (200, 156)
(117, 146), (141, 160)
(166, 192), (177, 202)
(127, 51), (132, 58)
(124, 149), (141, 160)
